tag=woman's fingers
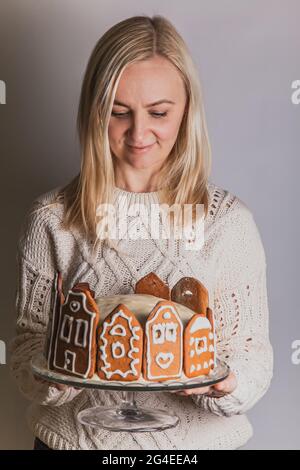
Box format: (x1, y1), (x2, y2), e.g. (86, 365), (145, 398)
(34, 375), (70, 391)
(169, 372), (238, 397)
(170, 385), (211, 396)
(212, 371), (237, 394)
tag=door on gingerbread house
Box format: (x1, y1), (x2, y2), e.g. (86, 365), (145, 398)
(64, 350), (76, 373)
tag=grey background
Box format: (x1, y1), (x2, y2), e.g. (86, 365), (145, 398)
(0, 0), (299, 450)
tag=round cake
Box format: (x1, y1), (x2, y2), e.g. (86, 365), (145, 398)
(45, 272), (216, 383)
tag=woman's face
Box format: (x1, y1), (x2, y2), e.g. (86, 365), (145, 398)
(108, 55), (187, 170)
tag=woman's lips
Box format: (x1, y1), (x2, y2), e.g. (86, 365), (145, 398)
(126, 142), (156, 154)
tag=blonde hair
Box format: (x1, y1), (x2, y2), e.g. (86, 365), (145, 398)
(38, 15), (212, 253)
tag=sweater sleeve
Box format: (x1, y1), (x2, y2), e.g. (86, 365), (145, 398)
(191, 200), (274, 417)
(9, 200), (82, 406)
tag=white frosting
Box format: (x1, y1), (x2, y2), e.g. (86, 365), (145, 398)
(99, 308), (141, 379)
(155, 352), (174, 369)
(59, 315), (73, 344)
(152, 322), (178, 344)
(195, 336), (207, 355)
(69, 300), (80, 313)
(63, 350), (76, 372)
(190, 316), (211, 332)
(110, 324), (126, 336)
(74, 319), (88, 348)
(111, 341), (126, 359)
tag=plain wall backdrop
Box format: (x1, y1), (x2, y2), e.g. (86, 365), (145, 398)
(0, 0), (299, 450)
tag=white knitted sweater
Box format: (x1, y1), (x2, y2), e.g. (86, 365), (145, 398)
(10, 181), (273, 450)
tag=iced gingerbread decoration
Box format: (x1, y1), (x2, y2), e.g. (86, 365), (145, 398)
(47, 272), (100, 379)
(97, 303), (143, 381)
(143, 300), (183, 381)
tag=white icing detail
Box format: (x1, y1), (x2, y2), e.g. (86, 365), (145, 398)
(209, 359), (214, 366)
(155, 352), (174, 369)
(70, 300), (80, 313)
(184, 290), (193, 296)
(145, 304), (183, 380)
(163, 312), (171, 320)
(190, 316), (211, 332)
(190, 364), (196, 373)
(64, 350), (76, 372)
(209, 344), (214, 352)
(209, 332), (214, 340)
(197, 363), (202, 370)
(190, 350), (195, 358)
(74, 319), (88, 348)
(165, 323), (177, 342)
(152, 324), (165, 344)
(152, 322), (178, 344)
(100, 308), (141, 379)
(204, 361), (209, 369)
(110, 324), (126, 336)
(60, 315), (73, 343)
(195, 336), (207, 355)
(189, 337), (194, 346)
(53, 290), (97, 379)
(111, 341), (126, 359)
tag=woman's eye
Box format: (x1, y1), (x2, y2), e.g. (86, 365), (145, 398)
(151, 112), (167, 118)
(111, 111), (167, 118)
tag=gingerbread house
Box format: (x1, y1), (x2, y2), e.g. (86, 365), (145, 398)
(47, 273), (99, 378)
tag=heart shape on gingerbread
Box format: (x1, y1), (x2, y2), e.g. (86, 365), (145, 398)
(155, 352), (174, 369)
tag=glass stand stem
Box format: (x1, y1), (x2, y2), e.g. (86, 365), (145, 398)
(119, 391), (142, 418)
(120, 391), (137, 409)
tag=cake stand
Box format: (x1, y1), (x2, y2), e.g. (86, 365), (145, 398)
(31, 353), (229, 433)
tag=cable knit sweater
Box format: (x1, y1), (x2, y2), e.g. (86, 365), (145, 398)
(10, 181), (273, 450)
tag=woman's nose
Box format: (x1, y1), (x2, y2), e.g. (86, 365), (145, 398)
(127, 113), (149, 143)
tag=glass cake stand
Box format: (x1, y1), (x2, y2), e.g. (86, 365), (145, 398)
(31, 353), (229, 433)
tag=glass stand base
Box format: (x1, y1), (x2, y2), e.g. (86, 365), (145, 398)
(77, 391), (179, 432)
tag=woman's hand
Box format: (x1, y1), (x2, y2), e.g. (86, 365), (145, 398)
(170, 371), (237, 397)
(34, 375), (76, 391)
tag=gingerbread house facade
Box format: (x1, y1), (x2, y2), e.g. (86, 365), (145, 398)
(47, 274), (99, 379)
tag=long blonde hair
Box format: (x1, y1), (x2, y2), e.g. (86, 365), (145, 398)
(40, 15), (212, 253)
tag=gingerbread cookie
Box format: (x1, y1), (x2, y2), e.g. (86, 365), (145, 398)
(135, 272), (170, 300)
(97, 304), (143, 381)
(171, 277), (208, 315)
(48, 275), (100, 379)
(143, 300), (183, 381)
(184, 313), (215, 378)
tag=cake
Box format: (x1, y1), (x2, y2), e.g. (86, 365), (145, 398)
(45, 272), (216, 382)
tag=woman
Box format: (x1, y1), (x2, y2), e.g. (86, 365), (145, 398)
(10, 15), (273, 450)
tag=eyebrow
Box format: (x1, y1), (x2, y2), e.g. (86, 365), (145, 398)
(113, 99), (175, 108)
